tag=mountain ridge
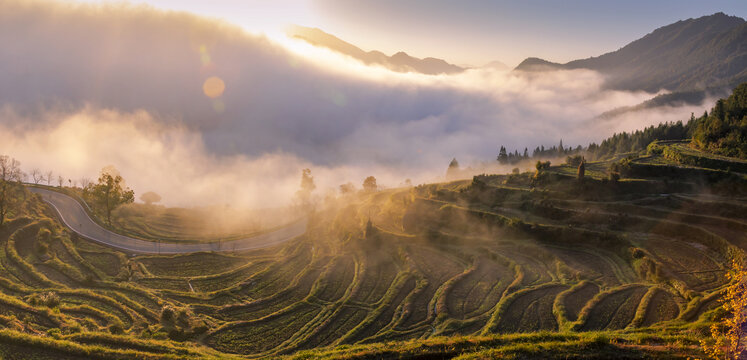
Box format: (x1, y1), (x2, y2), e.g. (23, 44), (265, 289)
(515, 12), (747, 93)
(288, 25), (466, 75)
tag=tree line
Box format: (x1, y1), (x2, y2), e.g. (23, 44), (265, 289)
(488, 82), (747, 168)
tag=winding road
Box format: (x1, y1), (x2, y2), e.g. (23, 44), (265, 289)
(28, 187), (307, 254)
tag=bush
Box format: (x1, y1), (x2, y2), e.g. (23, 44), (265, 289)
(535, 161), (551, 171)
(646, 142), (664, 155)
(108, 323), (124, 335)
(566, 155), (584, 167)
(176, 309), (191, 328)
(160, 306), (175, 324)
(608, 157), (633, 178)
(46, 328), (62, 339)
(26, 292), (60, 308)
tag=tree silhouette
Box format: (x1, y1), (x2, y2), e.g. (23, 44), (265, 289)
(296, 168), (316, 207)
(0, 155), (22, 226)
(140, 191), (162, 205)
(87, 167), (135, 225)
(363, 176), (377, 193)
(446, 158), (460, 179)
(497, 146), (508, 164)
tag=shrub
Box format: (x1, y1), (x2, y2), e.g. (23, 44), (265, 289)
(535, 161), (551, 171)
(566, 155), (584, 167)
(46, 328), (62, 339)
(647, 142), (664, 155)
(108, 323), (124, 335)
(160, 306), (175, 324)
(608, 157), (633, 178)
(26, 292), (60, 308)
(176, 309), (190, 328)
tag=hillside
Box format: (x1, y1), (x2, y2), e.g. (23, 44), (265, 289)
(1, 139), (747, 358)
(287, 25), (466, 75)
(0, 87), (746, 358)
(516, 13), (747, 93)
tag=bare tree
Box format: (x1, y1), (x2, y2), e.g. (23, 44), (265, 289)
(79, 177), (91, 189)
(31, 169), (43, 184)
(45, 171), (53, 185)
(0, 155), (23, 226)
(57, 175), (65, 187)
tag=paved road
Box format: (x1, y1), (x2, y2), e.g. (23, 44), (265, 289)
(28, 187), (307, 254)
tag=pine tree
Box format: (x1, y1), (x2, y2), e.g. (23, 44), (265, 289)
(497, 146), (508, 164)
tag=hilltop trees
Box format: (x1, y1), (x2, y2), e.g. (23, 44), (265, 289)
(0, 155), (23, 226)
(497, 146), (508, 164)
(692, 83), (747, 158)
(85, 167), (135, 226)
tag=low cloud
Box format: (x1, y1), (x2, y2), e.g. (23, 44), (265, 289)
(0, 0), (714, 207)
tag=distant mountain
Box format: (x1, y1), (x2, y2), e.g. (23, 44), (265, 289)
(288, 25), (465, 75)
(481, 60), (510, 70)
(516, 13), (747, 93)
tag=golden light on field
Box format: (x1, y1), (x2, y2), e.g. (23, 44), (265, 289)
(203, 76), (225, 98)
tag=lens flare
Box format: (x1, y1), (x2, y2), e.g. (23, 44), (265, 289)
(203, 76), (225, 98)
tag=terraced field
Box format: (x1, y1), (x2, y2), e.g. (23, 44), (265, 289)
(0, 144), (744, 359)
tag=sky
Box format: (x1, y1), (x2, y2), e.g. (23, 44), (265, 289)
(64, 0), (747, 66)
(0, 0), (733, 209)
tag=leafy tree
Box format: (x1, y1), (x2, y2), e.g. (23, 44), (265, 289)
(362, 176), (377, 193)
(702, 255), (747, 359)
(0, 155), (23, 226)
(86, 167), (135, 225)
(140, 191), (162, 205)
(339, 182), (355, 194)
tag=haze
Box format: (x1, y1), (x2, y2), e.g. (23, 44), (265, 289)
(0, 0), (729, 208)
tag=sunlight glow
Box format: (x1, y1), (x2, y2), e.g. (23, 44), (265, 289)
(203, 76), (225, 99)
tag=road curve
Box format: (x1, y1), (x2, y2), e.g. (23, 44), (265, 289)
(28, 187), (307, 254)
